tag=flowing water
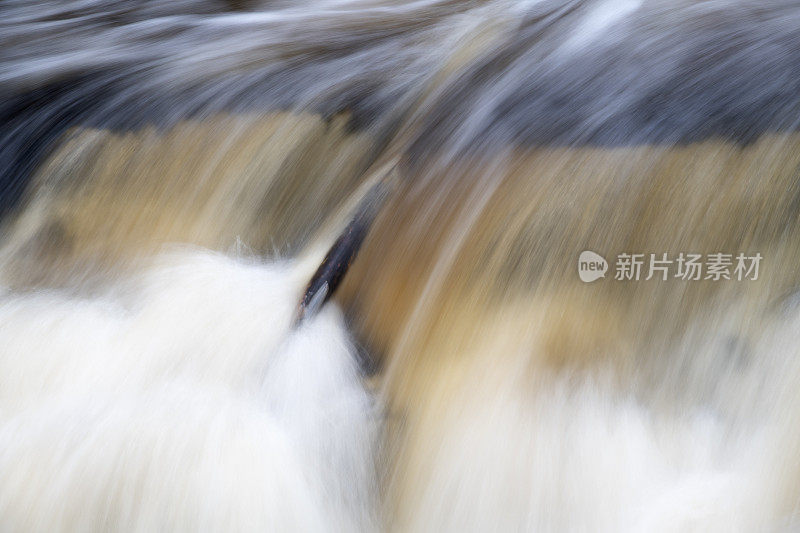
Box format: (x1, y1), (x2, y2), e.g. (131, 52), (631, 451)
(3, 0), (800, 531)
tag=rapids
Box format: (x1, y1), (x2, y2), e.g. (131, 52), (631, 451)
(3, 1), (800, 531)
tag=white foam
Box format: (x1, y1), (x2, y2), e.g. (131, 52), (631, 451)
(0, 250), (379, 532)
(2, 248), (800, 531)
(561, 0), (642, 52)
(403, 379), (763, 532)
(397, 317), (800, 533)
